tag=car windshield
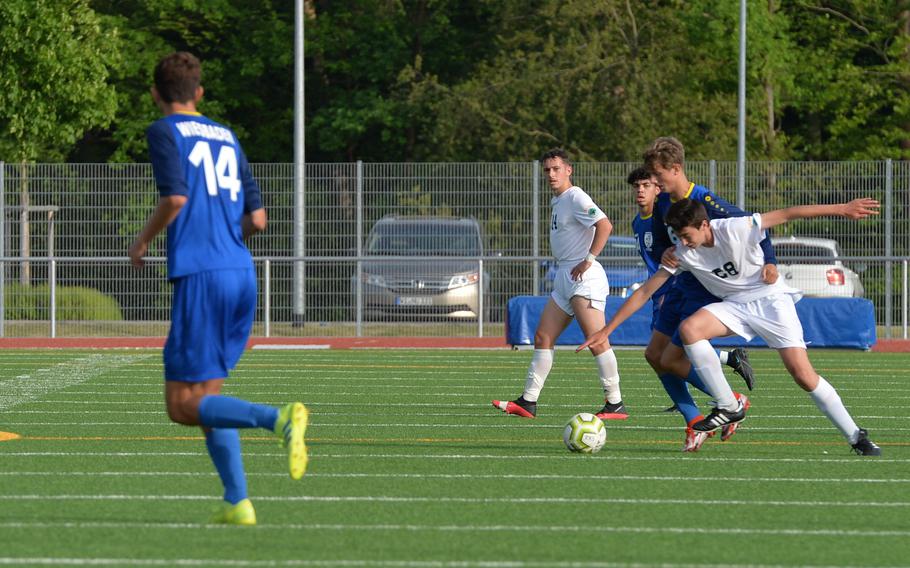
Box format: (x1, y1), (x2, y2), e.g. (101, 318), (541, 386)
(367, 223), (482, 256)
(774, 243), (837, 265)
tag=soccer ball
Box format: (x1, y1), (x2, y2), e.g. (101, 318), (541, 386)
(563, 412), (606, 453)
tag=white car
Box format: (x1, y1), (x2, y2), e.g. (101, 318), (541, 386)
(771, 236), (864, 298)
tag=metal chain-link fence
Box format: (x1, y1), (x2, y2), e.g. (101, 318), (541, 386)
(1, 160), (907, 338)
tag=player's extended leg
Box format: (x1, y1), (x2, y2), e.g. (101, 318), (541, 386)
(777, 348), (881, 456)
(493, 298), (571, 418)
(574, 295), (627, 420)
(678, 309), (746, 432)
(165, 378), (256, 524)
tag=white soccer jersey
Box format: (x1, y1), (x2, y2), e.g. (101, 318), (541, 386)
(549, 186), (607, 263)
(669, 214), (800, 303)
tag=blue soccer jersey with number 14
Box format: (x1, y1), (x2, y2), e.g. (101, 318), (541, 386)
(146, 111), (263, 280)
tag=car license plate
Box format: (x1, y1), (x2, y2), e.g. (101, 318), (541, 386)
(396, 296), (433, 306)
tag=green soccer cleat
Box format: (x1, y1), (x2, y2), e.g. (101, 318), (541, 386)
(212, 498), (257, 526)
(275, 402), (309, 480)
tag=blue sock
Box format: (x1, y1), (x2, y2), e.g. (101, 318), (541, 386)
(205, 428), (247, 505)
(198, 395), (279, 431)
(686, 366), (712, 396)
(658, 373), (702, 425)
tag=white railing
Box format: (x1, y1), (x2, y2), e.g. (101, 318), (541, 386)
(0, 255), (907, 339)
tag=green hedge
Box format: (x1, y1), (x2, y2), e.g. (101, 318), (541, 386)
(4, 284), (123, 321)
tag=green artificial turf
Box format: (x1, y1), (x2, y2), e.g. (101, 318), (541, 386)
(0, 348), (908, 567)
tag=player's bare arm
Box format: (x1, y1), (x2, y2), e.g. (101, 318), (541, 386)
(659, 246), (679, 268)
(760, 198), (880, 230)
(128, 195), (188, 268)
(571, 217), (612, 281)
(242, 208), (267, 239)
(576, 268), (673, 352)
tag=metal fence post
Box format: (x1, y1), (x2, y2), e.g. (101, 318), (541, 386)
(0, 160), (4, 338)
(478, 259), (484, 338)
(49, 259), (56, 339)
(264, 259), (271, 338)
(885, 159), (893, 338)
(532, 160), (540, 295)
(355, 160), (363, 337)
(709, 159), (717, 193)
(903, 259), (907, 340)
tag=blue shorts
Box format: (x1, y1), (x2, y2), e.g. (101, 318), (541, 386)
(649, 293), (668, 331)
(653, 285), (722, 347)
(164, 268), (257, 382)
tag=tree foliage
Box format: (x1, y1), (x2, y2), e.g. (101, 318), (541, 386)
(0, 0), (120, 162)
(2, 0), (907, 164)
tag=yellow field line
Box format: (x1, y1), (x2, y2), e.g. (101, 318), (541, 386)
(0, 431), (21, 441)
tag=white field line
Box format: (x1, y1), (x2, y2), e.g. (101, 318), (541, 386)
(0, 560), (896, 568)
(2, 448), (909, 465)
(4, 410), (905, 419)
(2, 493), (910, 508)
(4, 421), (909, 432)
(12, 391), (910, 404)
(0, 464), (907, 483)
(0, 520), (907, 539)
(41, 384), (910, 393)
(0, 354), (151, 411)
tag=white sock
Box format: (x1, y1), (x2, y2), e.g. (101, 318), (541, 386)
(718, 350), (729, 365)
(810, 377), (860, 443)
(595, 349), (622, 404)
(684, 340), (738, 410)
(522, 349), (554, 402)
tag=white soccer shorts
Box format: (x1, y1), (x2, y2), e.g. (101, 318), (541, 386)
(551, 262), (608, 317)
(702, 293), (806, 349)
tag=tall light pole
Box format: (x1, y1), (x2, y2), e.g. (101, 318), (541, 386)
(737, 0), (747, 208)
(293, 0), (306, 325)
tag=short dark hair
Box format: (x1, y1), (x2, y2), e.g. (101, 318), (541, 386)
(666, 198), (708, 232)
(626, 166), (652, 185)
(540, 148), (572, 167)
(154, 52), (201, 104)
(643, 136), (685, 172)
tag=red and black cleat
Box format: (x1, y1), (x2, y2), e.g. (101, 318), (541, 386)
(492, 398), (536, 418)
(595, 401), (629, 420)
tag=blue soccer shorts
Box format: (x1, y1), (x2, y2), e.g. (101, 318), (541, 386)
(164, 268), (257, 382)
(653, 285), (722, 347)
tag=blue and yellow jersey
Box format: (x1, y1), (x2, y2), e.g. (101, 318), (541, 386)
(632, 211), (674, 300)
(650, 183), (776, 298)
(147, 112), (263, 280)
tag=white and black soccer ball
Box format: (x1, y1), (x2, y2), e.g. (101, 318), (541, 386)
(563, 412), (606, 453)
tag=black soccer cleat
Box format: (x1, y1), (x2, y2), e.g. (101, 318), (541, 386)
(726, 348), (755, 391)
(851, 428), (882, 456)
(595, 401), (629, 420)
(692, 399), (746, 432)
(492, 396), (537, 418)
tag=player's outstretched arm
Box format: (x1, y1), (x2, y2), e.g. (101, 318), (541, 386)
(576, 269), (672, 353)
(760, 198), (880, 230)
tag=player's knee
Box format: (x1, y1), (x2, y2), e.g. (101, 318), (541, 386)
(677, 320), (701, 344)
(534, 331), (554, 348)
(165, 401), (193, 425)
(659, 350), (686, 376)
(644, 345), (663, 371)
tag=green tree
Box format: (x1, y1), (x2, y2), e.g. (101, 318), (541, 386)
(87, 0), (293, 163)
(782, 1), (910, 159)
(0, 0), (120, 284)
(306, 0), (497, 161)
